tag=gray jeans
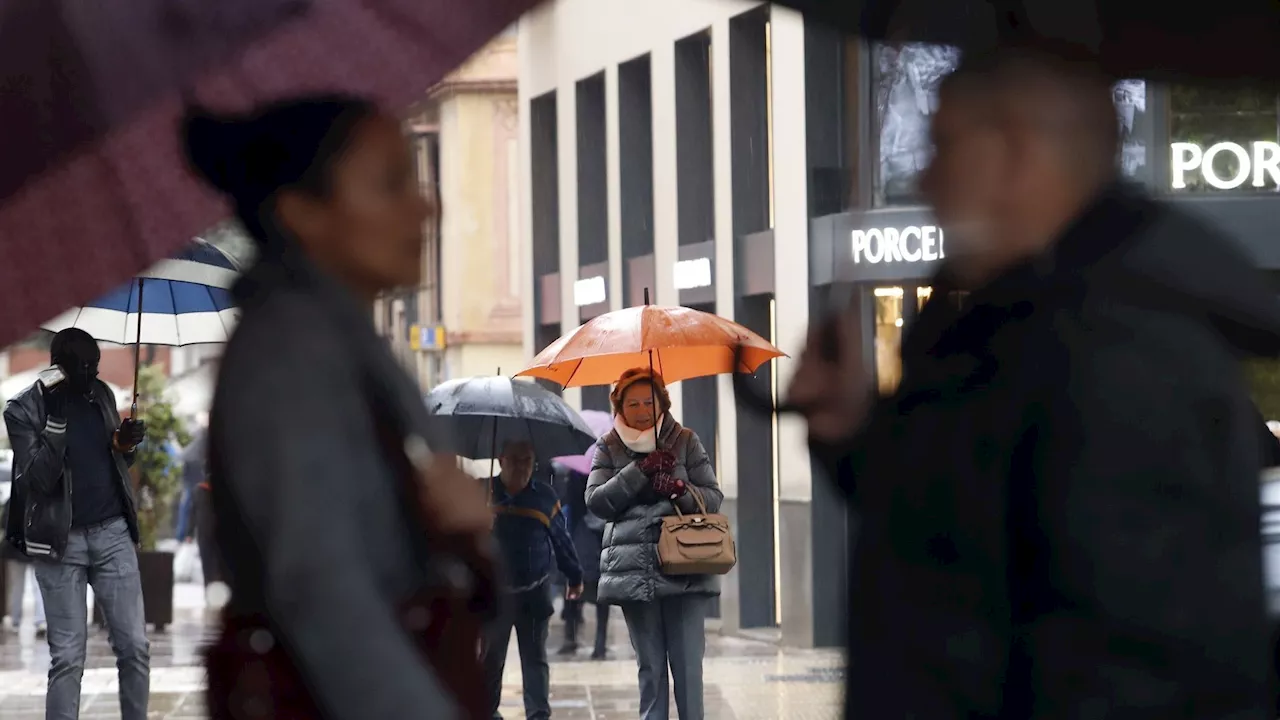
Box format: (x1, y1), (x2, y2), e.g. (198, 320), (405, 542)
(35, 517), (150, 720)
(621, 595), (708, 720)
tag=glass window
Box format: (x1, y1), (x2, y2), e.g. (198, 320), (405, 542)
(1168, 84), (1280, 193)
(916, 285), (933, 310)
(1114, 80), (1148, 179)
(873, 286), (905, 394)
(872, 43), (1148, 205)
(874, 44), (961, 205)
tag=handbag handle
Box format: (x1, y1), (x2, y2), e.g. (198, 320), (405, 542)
(669, 484), (709, 517)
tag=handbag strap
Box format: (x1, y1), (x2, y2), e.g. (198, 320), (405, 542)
(669, 484), (708, 518)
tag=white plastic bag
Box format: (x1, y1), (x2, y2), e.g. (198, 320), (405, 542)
(174, 542), (201, 584)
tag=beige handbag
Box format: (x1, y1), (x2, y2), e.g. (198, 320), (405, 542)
(657, 486), (737, 576)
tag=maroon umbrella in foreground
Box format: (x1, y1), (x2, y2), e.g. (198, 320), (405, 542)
(0, 0), (537, 350)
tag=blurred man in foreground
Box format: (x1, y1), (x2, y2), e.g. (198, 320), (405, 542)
(791, 45), (1280, 717)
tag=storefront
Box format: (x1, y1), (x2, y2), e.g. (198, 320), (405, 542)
(522, 0), (1280, 650)
(801, 33), (1280, 644)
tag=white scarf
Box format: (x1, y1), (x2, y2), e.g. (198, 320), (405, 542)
(614, 414), (664, 454)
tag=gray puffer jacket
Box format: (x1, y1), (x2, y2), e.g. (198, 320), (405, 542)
(586, 416), (724, 605)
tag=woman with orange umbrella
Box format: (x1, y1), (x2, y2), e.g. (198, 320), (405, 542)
(585, 367), (719, 720)
(518, 296), (782, 720)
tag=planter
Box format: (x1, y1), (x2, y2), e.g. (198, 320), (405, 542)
(94, 549), (174, 632)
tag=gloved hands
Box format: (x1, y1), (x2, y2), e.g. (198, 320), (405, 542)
(116, 418), (147, 451)
(637, 449), (676, 476)
(650, 472), (686, 500)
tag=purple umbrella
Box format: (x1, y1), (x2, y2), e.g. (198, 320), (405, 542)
(0, 0), (537, 351)
(553, 410), (613, 475)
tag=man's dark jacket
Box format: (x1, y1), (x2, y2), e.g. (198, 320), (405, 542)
(489, 474), (583, 592)
(3, 379), (137, 560)
(821, 184), (1280, 718)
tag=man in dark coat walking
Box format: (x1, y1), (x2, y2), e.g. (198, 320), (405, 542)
(790, 46), (1280, 718)
(553, 461), (610, 659)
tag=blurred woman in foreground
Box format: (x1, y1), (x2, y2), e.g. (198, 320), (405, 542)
(182, 96), (492, 719)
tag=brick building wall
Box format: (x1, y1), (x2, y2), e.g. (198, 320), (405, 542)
(8, 345), (171, 389)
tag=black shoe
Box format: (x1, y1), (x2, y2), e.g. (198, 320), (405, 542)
(590, 646), (608, 660)
(556, 641), (578, 656)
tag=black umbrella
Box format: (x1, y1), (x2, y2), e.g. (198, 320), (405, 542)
(423, 375), (597, 462)
(776, 0), (1280, 83)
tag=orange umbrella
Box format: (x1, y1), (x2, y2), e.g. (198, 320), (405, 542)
(516, 304), (785, 388)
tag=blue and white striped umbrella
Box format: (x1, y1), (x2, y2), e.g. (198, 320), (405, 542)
(41, 239), (241, 346)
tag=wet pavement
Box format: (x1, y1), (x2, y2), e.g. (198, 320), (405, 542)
(0, 583), (844, 718)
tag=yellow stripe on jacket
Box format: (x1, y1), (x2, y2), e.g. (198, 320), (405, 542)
(492, 500), (561, 528)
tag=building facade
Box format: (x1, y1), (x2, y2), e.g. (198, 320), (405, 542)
(379, 31), (526, 390)
(519, 0), (1280, 647)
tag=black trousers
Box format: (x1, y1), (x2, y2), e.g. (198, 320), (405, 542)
(483, 581), (554, 720)
(563, 596), (610, 652)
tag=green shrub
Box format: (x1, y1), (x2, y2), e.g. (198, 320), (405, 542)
(130, 364), (190, 550)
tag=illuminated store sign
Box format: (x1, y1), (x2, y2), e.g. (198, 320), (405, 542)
(1171, 141), (1280, 190)
(573, 276), (606, 306)
(851, 225), (946, 265)
(673, 258), (712, 290)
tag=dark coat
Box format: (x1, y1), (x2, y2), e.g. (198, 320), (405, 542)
(586, 416), (723, 605)
(209, 246), (463, 720)
(555, 464), (604, 585)
(3, 379), (137, 560)
(488, 475), (582, 590)
(0, 500), (32, 563)
(820, 183), (1280, 719)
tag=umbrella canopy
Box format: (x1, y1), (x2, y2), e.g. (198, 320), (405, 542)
(41, 240), (241, 346)
(139, 236), (243, 289)
(0, 0), (537, 353)
(774, 0), (1280, 84)
(424, 376), (599, 461)
(516, 305), (786, 388)
(552, 409), (614, 475)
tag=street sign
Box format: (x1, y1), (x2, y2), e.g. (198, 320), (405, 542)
(409, 324), (446, 351)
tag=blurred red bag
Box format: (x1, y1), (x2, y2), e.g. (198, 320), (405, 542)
(205, 591), (487, 719)
(203, 406), (495, 719)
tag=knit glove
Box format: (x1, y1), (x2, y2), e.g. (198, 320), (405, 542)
(650, 471), (686, 500)
(637, 449), (676, 476)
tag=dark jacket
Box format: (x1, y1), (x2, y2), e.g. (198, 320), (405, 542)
(586, 416), (723, 604)
(557, 465), (604, 585)
(0, 500), (32, 563)
(489, 475), (582, 591)
(820, 183), (1280, 719)
(3, 379), (137, 560)
(209, 246), (464, 720)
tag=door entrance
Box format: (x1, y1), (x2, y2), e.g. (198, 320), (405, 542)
(871, 285), (929, 394)
(869, 283), (967, 393)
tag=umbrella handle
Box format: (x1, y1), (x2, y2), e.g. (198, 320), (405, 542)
(731, 343), (805, 418)
(733, 278), (858, 419)
(130, 278), (145, 421)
